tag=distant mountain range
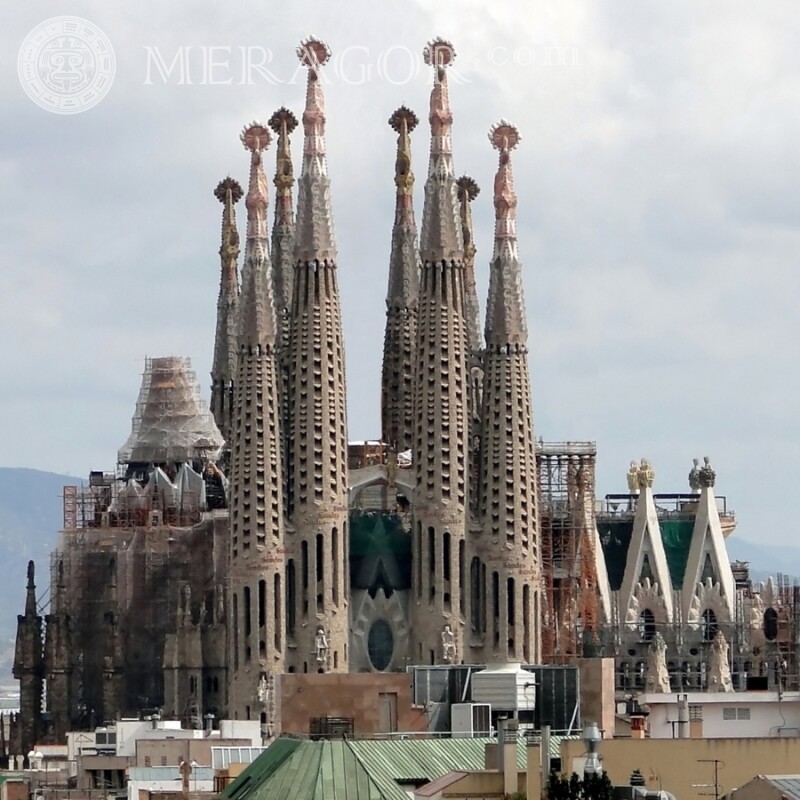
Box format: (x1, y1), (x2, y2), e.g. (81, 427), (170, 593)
(725, 536), (800, 586)
(0, 467), (795, 684)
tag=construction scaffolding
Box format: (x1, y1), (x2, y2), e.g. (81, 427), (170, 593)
(537, 441), (599, 663)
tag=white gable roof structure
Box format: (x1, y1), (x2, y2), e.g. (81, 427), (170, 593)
(619, 471), (674, 624)
(681, 459), (736, 622)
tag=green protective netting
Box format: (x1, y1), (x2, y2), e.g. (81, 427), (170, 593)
(349, 511), (412, 590)
(597, 519), (632, 591)
(597, 517), (695, 590)
(660, 519), (694, 589)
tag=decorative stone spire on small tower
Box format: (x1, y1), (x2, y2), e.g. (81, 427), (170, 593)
(285, 37), (349, 673)
(210, 177), (242, 456)
(475, 122), (541, 663)
(268, 107), (298, 349)
(411, 38), (469, 663)
(44, 569), (73, 741)
(227, 122), (287, 717)
(381, 106), (421, 453)
(13, 562), (43, 757)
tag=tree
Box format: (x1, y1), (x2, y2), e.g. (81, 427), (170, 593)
(546, 770), (614, 800)
(630, 769), (646, 787)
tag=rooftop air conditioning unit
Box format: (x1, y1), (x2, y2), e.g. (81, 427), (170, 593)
(451, 703), (492, 738)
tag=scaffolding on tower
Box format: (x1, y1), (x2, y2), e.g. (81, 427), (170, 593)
(536, 441), (599, 663)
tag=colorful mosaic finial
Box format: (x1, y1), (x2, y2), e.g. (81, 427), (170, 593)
(389, 106), (418, 197)
(489, 120), (520, 248)
(240, 122), (270, 242)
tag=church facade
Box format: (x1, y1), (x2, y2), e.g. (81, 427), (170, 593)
(11, 36), (794, 756)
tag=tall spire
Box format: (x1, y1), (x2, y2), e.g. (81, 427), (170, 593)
(285, 37), (349, 674)
(294, 37), (336, 263)
(227, 122), (286, 718)
(485, 121), (526, 346)
(419, 37), (464, 263)
(25, 560), (37, 617)
(456, 175), (484, 520)
(381, 106), (420, 452)
(411, 37), (470, 663)
(210, 177), (242, 456)
(268, 107), (298, 338)
(476, 121), (541, 663)
(456, 176), (482, 354)
(238, 123), (278, 348)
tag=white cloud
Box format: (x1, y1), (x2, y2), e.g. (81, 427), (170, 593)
(0, 0), (797, 546)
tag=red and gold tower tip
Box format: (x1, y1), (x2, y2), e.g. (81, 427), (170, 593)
(240, 122), (271, 153)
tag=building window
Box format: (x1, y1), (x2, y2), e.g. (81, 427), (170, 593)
(367, 619), (394, 671)
(764, 608), (778, 641)
(725, 707), (751, 720)
(638, 609), (656, 642)
(700, 608), (718, 642)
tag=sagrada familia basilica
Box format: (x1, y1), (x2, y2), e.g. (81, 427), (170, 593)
(12, 37), (798, 750)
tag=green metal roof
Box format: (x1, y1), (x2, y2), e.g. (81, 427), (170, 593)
(220, 737), (531, 800)
(220, 735), (583, 800)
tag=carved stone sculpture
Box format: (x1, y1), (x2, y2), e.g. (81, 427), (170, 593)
(645, 632), (671, 693)
(441, 624), (457, 664)
(637, 459), (655, 489)
(708, 631), (733, 692)
(699, 456), (716, 488)
(627, 461), (640, 493)
(314, 624), (329, 665)
(688, 458), (701, 493)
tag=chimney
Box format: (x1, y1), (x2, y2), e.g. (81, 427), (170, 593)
(677, 694), (689, 739)
(582, 722), (602, 777)
(502, 718), (519, 796)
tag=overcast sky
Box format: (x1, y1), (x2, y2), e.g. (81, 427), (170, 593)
(1, 1), (797, 546)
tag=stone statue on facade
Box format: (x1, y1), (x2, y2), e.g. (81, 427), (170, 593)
(637, 459), (655, 490)
(699, 456), (716, 489)
(688, 458), (701, 493)
(314, 624), (329, 665)
(626, 461), (640, 494)
(441, 624), (457, 664)
(708, 631), (734, 692)
(645, 633), (671, 693)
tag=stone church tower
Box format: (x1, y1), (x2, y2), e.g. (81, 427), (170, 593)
(13, 562), (44, 757)
(228, 122), (287, 719)
(209, 176), (242, 457)
(284, 38), (350, 673)
(381, 106), (421, 454)
(410, 38), (470, 663)
(474, 122), (541, 664)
